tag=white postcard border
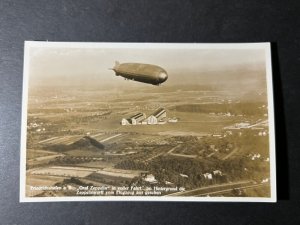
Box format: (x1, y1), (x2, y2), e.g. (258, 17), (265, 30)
(20, 42), (276, 202)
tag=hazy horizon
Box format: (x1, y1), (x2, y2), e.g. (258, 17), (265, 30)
(28, 46), (267, 92)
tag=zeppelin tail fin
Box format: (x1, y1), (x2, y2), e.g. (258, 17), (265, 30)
(110, 61), (120, 71)
(115, 61), (120, 68)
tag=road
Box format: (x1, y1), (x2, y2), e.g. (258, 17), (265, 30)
(145, 151), (166, 162)
(99, 133), (123, 142)
(247, 119), (268, 128)
(224, 119), (268, 130)
(168, 153), (197, 158)
(195, 183), (269, 197)
(167, 145), (181, 154)
(38, 135), (81, 145)
(206, 152), (215, 158)
(222, 147), (239, 160)
(38, 136), (60, 144)
(145, 145), (181, 162)
(38, 133), (123, 147)
(28, 154), (64, 162)
(167, 180), (254, 196)
(91, 132), (104, 138)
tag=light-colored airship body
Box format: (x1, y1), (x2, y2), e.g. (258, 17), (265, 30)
(112, 61), (168, 85)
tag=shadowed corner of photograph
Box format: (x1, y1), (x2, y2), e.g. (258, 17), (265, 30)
(21, 42), (275, 202)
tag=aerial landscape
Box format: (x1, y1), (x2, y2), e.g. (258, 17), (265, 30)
(23, 43), (273, 200)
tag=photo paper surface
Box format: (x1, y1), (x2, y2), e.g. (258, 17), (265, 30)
(20, 42), (276, 202)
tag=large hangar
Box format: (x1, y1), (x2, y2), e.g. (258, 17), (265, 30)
(146, 108), (167, 125)
(121, 108), (167, 125)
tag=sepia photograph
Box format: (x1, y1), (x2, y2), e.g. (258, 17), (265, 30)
(20, 42), (276, 202)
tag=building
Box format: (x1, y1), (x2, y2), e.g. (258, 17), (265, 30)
(120, 108), (167, 126)
(121, 112), (146, 125)
(130, 113), (146, 125)
(147, 108), (166, 125)
(235, 122), (250, 129)
(203, 173), (213, 179)
(121, 118), (130, 125)
(143, 174), (158, 183)
(213, 170), (223, 176)
(168, 118), (178, 123)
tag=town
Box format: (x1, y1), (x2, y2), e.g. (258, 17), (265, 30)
(25, 83), (271, 198)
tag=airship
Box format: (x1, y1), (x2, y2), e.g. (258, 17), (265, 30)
(111, 61), (168, 85)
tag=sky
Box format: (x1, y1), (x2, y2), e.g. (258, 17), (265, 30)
(27, 44), (267, 89)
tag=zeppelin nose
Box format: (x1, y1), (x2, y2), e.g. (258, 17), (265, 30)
(158, 72), (168, 83)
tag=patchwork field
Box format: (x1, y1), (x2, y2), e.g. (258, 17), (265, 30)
(25, 85), (270, 198)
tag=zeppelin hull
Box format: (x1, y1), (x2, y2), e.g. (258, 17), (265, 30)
(112, 62), (168, 85)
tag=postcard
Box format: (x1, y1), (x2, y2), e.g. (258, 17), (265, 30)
(20, 42), (276, 202)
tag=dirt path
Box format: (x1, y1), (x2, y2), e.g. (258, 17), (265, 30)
(222, 147), (239, 160)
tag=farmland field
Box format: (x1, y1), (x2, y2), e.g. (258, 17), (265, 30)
(25, 83), (271, 198)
